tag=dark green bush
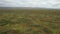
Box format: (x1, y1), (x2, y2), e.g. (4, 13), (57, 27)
(0, 19), (10, 26)
(0, 30), (21, 34)
(42, 27), (53, 34)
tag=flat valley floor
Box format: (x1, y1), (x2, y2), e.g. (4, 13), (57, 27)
(0, 9), (60, 34)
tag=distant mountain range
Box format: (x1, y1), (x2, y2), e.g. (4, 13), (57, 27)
(0, 7), (60, 10)
(0, 7), (60, 12)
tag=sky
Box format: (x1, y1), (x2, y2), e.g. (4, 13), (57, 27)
(0, 0), (60, 8)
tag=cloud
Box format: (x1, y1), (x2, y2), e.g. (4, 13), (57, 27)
(0, 0), (60, 8)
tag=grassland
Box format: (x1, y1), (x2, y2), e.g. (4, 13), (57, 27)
(0, 8), (60, 34)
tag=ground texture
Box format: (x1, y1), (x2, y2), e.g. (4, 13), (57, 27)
(0, 9), (60, 34)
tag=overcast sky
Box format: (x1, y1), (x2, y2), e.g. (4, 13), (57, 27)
(0, 0), (60, 8)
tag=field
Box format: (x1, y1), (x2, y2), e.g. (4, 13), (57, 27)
(0, 8), (60, 34)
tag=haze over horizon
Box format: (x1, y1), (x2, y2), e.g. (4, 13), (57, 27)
(0, 0), (60, 9)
